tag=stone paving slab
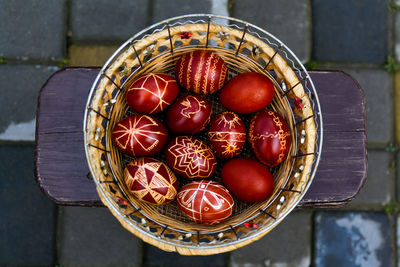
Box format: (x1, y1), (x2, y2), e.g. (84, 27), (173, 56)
(344, 69), (393, 146)
(397, 212), (400, 266)
(232, 0), (311, 63)
(348, 150), (393, 206)
(398, 151), (400, 203)
(312, 0), (387, 64)
(0, 144), (55, 266)
(57, 206), (143, 267)
(69, 45), (120, 66)
(144, 244), (227, 267)
(395, 71), (400, 144)
(0, 64), (59, 141)
(229, 211), (312, 267)
(0, 0), (66, 60)
(315, 212), (391, 267)
(396, 11), (400, 63)
(152, 0), (213, 23)
(70, 0), (148, 43)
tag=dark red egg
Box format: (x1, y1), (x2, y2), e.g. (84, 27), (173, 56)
(177, 180), (234, 224)
(126, 73), (179, 114)
(112, 115), (168, 156)
(166, 95), (212, 134)
(174, 50), (228, 94)
(208, 112), (246, 158)
(221, 158), (274, 202)
(124, 158), (178, 205)
(220, 72), (275, 114)
(165, 136), (217, 179)
(248, 110), (291, 166)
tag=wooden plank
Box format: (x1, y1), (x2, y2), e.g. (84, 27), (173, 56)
(36, 68), (100, 134)
(35, 128), (367, 207)
(35, 68), (367, 207)
(35, 68), (102, 205)
(35, 131), (101, 205)
(310, 71), (365, 132)
(299, 131), (367, 207)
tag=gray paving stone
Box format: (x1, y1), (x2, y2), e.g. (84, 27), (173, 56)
(398, 151), (400, 203)
(312, 0), (387, 64)
(315, 212), (391, 267)
(144, 243), (227, 267)
(0, 144), (55, 266)
(345, 69), (393, 145)
(395, 11), (400, 63)
(0, 64), (58, 141)
(232, 0), (311, 63)
(58, 206), (143, 267)
(349, 150), (393, 205)
(229, 211), (312, 267)
(396, 215), (400, 267)
(0, 0), (66, 60)
(152, 0), (213, 23)
(71, 0), (148, 42)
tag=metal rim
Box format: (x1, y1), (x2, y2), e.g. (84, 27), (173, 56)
(83, 13), (323, 251)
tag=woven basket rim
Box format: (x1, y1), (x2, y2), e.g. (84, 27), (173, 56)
(83, 14), (323, 255)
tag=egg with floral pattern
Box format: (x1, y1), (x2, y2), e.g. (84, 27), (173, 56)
(208, 112), (246, 158)
(165, 136), (217, 179)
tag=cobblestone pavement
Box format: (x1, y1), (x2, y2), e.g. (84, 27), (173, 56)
(1, 0), (399, 266)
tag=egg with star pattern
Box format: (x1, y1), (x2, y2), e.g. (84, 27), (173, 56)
(164, 136), (217, 179)
(112, 115), (168, 156)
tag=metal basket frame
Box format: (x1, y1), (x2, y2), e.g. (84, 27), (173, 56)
(83, 14), (323, 254)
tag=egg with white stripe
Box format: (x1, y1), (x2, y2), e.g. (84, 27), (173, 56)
(174, 50), (228, 94)
(177, 180), (234, 224)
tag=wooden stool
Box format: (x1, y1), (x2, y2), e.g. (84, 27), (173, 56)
(34, 67), (367, 208)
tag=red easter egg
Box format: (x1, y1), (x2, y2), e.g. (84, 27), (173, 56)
(248, 110), (291, 166)
(220, 72), (275, 114)
(165, 136), (217, 179)
(166, 95), (212, 134)
(177, 180), (234, 224)
(112, 115), (168, 156)
(208, 112), (246, 158)
(126, 73), (179, 114)
(174, 50), (228, 94)
(221, 158), (274, 202)
(124, 158), (178, 205)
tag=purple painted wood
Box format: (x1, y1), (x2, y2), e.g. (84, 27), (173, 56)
(311, 71), (365, 132)
(35, 68), (101, 205)
(300, 131), (367, 207)
(35, 68), (367, 207)
(36, 68), (98, 133)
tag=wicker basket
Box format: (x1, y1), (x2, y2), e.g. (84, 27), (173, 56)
(84, 14), (322, 255)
